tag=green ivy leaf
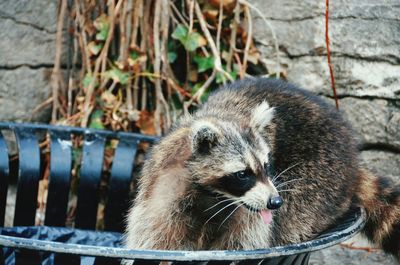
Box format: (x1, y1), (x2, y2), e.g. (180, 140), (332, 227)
(96, 27), (109, 41)
(88, 41), (103, 55)
(94, 15), (109, 41)
(216, 65), (238, 84)
(185, 32), (203, 51)
(171, 25), (188, 43)
(104, 67), (130, 85)
(83, 73), (98, 89)
(89, 109), (104, 129)
(216, 73), (223, 84)
(230, 70), (238, 80)
(193, 55), (214, 72)
(191, 83), (210, 102)
(168, 51), (177, 63)
(172, 24), (206, 52)
(129, 50), (139, 60)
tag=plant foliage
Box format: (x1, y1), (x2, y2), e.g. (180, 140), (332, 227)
(51, 0), (279, 135)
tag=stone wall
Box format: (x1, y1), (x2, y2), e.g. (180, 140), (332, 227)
(251, 0), (399, 263)
(252, 0), (400, 183)
(0, 0), (58, 122)
(0, 0), (399, 263)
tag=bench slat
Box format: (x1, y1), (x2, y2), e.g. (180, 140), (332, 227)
(105, 138), (138, 232)
(45, 131), (73, 226)
(0, 131), (9, 227)
(53, 253), (80, 265)
(15, 249), (41, 265)
(75, 133), (106, 229)
(13, 128), (41, 226)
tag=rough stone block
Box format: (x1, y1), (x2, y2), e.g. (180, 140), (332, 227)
(287, 56), (400, 99)
(0, 18), (56, 66)
(327, 98), (400, 147)
(330, 19), (400, 64)
(253, 17), (326, 57)
(247, 0), (324, 20)
(0, 0), (57, 33)
(252, 0), (400, 63)
(311, 243), (396, 265)
(0, 67), (52, 122)
(330, 0), (400, 21)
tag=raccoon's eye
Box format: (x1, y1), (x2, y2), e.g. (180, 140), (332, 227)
(232, 170), (255, 182)
(233, 170), (248, 180)
(216, 169), (257, 196)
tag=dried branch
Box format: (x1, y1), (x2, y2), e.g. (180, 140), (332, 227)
(80, 0), (123, 127)
(75, 0), (92, 74)
(51, 0), (67, 123)
(239, 0), (280, 78)
(226, 2), (240, 72)
(241, 4), (252, 79)
(194, 1), (233, 82)
(188, 0), (195, 33)
(170, 1), (189, 27)
(54, 0), (271, 133)
(119, 0), (129, 61)
(216, 0), (223, 53)
(340, 243), (379, 253)
(31, 97), (54, 120)
(130, 0), (142, 46)
(184, 69), (216, 113)
(153, 0), (162, 136)
(153, 0), (171, 135)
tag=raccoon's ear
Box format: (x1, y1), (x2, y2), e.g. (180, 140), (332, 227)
(250, 101), (275, 132)
(191, 122), (220, 154)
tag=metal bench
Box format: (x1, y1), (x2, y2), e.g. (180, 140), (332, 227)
(0, 122), (366, 265)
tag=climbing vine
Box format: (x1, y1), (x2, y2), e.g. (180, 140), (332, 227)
(51, 0), (280, 135)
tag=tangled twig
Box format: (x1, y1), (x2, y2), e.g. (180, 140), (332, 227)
(51, 0), (67, 123)
(226, 2), (240, 72)
(80, 0), (123, 127)
(241, 4), (252, 79)
(194, 1), (233, 82)
(50, 0), (275, 132)
(239, 0), (280, 78)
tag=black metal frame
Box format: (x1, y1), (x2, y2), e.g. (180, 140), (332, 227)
(0, 122), (366, 265)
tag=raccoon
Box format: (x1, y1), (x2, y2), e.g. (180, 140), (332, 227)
(125, 78), (400, 260)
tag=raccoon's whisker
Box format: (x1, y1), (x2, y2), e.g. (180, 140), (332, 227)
(204, 198), (236, 212)
(257, 211), (263, 221)
(271, 163), (301, 183)
(278, 188), (298, 192)
(277, 189), (298, 193)
(246, 206), (251, 224)
(204, 200), (239, 225)
(215, 194), (227, 200)
(275, 177), (304, 189)
(218, 202), (245, 230)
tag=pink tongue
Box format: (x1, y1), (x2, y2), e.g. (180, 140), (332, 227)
(260, 210), (273, 225)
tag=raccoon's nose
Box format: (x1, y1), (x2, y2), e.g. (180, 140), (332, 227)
(267, 196), (283, 210)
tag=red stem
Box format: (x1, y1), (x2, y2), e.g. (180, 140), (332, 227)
(325, 0), (339, 110)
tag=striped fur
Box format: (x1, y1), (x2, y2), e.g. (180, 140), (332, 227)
(357, 170), (400, 260)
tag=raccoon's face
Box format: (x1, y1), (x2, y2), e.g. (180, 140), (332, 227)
(187, 101), (282, 222)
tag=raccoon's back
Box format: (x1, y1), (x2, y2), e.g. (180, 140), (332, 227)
(198, 78), (358, 170)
